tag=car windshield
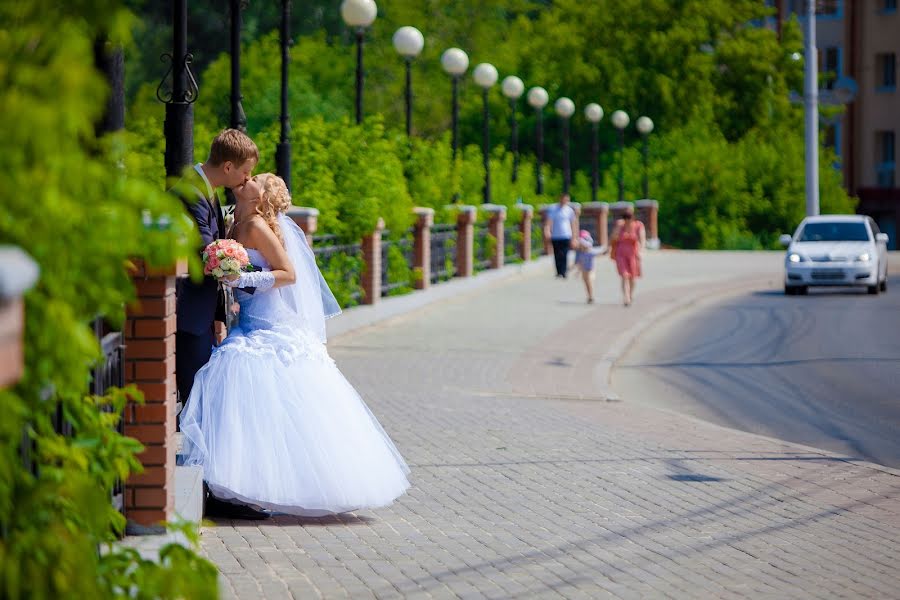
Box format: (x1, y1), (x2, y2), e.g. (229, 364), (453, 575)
(797, 222), (870, 242)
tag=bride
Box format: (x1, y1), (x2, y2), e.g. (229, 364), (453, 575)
(179, 173), (410, 517)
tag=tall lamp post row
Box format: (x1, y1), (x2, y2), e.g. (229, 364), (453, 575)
(336, 0), (662, 204)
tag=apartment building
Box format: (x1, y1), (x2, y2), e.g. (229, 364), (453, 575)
(769, 0), (899, 248)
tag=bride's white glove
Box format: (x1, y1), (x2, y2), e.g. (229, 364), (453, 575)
(224, 270), (276, 292)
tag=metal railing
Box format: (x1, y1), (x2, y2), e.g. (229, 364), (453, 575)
(473, 223), (492, 271)
(504, 225), (523, 263)
(381, 229), (415, 297)
(430, 224), (457, 283)
(313, 235), (364, 303)
(92, 321), (126, 515)
(531, 220), (545, 256)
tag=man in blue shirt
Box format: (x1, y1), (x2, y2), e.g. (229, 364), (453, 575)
(544, 193), (578, 278)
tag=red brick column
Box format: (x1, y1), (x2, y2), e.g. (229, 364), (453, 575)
(412, 207), (434, 290)
(581, 202), (610, 248)
(636, 199), (660, 249)
(482, 204), (507, 269)
(516, 204), (534, 261)
(0, 248), (39, 389)
(124, 258), (185, 525)
(360, 218), (385, 305)
(287, 206), (318, 247)
(455, 206), (477, 278)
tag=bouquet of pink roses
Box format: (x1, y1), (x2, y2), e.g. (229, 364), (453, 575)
(202, 239), (251, 279)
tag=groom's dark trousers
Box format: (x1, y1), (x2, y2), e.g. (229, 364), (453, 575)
(172, 168), (227, 408)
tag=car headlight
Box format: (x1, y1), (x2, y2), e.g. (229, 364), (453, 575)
(788, 253), (804, 263)
(855, 252), (870, 262)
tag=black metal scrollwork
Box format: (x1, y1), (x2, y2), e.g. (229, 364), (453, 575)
(156, 52), (200, 104)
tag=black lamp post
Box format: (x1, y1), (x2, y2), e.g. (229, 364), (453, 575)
(611, 110), (630, 203)
(276, 0), (292, 191)
(229, 0), (247, 132)
(473, 63), (498, 204)
(392, 26), (424, 136)
(158, 0), (198, 178)
(584, 103), (603, 203)
(555, 97), (575, 195)
(636, 116), (654, 199)
(341, 0), (377, 125)
(527, 86), (549, 195)
(441, 48), (469, 161)
(501, 76), (525, 182)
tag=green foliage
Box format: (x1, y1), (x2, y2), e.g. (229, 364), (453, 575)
(0, 2), (217, 597)
(385, 242), (415, 297)
(316, 252), (364, 308)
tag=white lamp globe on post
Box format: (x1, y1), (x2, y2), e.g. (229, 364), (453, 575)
(501, 76), (525, 182)
(611, 110), (630, 202)
(473, 63), (499, 203)
(527, 86), (550, 195)
(584, 103), (604, 203)
(554, 97), (575, 194)
(392, 26), (424, 136)
(341, 0), (377, 124)
(636, 116), (654, 199)
(441, 48), (469, 160)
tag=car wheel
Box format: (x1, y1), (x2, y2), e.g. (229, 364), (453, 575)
(784, 285), (795, 296)
(879, 278), (887, 293)
(868, 284), (879, 295)
(798, 286), (808, 295)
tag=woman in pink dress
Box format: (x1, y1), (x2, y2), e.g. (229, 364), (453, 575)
(610, 207), (646, 306)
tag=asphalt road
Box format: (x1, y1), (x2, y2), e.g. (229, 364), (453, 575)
(614, 268), (900, 469)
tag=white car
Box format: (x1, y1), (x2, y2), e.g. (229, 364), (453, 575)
(780, 215), (889, 295)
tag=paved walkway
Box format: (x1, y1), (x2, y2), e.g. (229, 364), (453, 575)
(203, 252), (900, 599)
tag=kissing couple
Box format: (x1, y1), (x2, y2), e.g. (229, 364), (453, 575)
(172, 129), (409, 519)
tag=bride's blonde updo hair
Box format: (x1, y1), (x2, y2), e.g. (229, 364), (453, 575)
(254, 173), (292, 247)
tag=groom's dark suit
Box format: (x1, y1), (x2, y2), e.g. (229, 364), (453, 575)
(172, 165), (227, 407)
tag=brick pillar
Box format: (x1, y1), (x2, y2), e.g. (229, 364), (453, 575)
(360, 218), (385, 304)
(481, 204), (507, 269)
(516, 204), (534, 261)
(455, 206), (477, 278)
(124, 258), (185, 526)
(287, 206), (318, 247)
(636, 199), (660, 249)
(412, 207), (434, 290)
(538, 205), (552, 256)
(0, 247), (38, 389)
(581, 202), (610, 248)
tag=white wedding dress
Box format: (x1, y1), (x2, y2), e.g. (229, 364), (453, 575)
(180, 219), (410, 516)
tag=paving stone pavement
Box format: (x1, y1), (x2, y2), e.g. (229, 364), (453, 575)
(203, 251), (900, 599)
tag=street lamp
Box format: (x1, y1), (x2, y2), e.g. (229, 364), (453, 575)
(341, 0), (377, 125)
(611, 109), (630, 202)
(584, 103), (603, 203)
(473, 63), (498, 204)
(802, 0), (818, 216)
(636, 116), (654, 199)
(555, 97), (575, 194)
(527, 86), (549, 195)
(501, 75), (525, 182)
(441, 48), (469, 160)
(392, 26), (424, 137)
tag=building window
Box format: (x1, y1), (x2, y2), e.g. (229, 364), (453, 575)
(877, 53), (897, 91)
(790, 0), (842, 17)
(881, 0), (897, 14)
(876, 131), (896, 187)
(822, 47), (841, 89)
(824, 122), (842, 158)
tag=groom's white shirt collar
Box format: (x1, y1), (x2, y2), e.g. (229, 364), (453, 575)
(194, 163), (214, 200)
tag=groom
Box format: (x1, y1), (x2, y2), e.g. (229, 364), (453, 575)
(173, 129), (271, 520)
(173, 128), (258, 409)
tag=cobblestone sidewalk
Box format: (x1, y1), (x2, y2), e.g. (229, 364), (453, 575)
(204, 252), (900, 599)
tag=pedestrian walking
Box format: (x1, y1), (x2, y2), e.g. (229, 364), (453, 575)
(610, 206), (646, 306)
(544, 193), (578, 278)
(572, 230), (605, 303)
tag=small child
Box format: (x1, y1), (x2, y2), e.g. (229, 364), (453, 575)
(573, 230), (605, 303)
